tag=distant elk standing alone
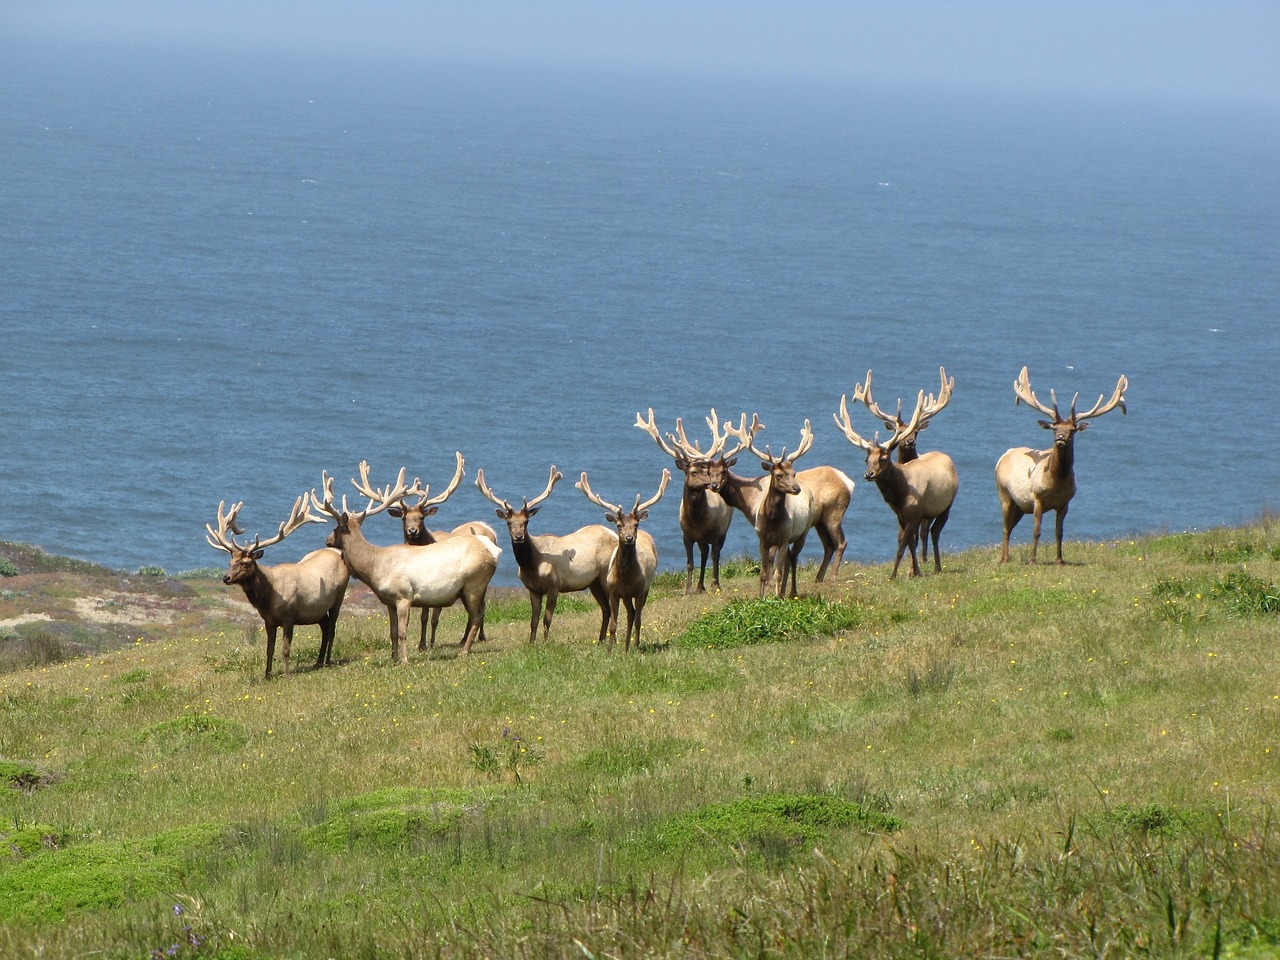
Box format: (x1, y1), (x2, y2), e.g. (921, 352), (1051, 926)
(995, 366), (1128, 564)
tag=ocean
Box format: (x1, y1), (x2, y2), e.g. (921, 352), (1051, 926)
(2, 43), (1277, 586)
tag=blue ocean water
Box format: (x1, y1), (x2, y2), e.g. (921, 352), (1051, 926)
(2, 44), (1277, 585)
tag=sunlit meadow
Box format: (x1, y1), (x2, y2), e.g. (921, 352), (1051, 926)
(0, 519), (1278, 958)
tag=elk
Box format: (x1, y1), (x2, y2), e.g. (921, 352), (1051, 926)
(311, 463), (500, 662)
(995, 366), (1128, 564)
(385, 452), (499, 650)
(716, 416), (854, 598)
(576, 469), (670, 651)
(205, 493), (349, 678)
(634, 408), (736, 594)
(475, 465), (617, 644)
(852, 366), (954, 563)
(833, 388), (959, 578)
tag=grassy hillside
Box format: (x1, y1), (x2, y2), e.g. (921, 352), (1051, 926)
(0, 521), (1277, 958)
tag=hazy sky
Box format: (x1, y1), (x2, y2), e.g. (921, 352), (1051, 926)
(6, 1), (1278, 105)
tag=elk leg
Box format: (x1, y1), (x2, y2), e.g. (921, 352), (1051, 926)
(527, 590), (543, 644)
(459, 594), (484, 655)
(588, 581), (611, 643)
(264, 625), (278, 679)
(392, 602), (411, 665)
(684, 535), (696, 595)
(1054, 505), (1068, 565)
(315, 615), (331, 669)
(607, 596), (621, 647)
(891, 523), (909, 580)
(1030, 503), (1044, 564)
(930, 506), (952, 572)
(906, 521), (923, 578)
(999, 501), (1023, 564)
(418, 609), (430, 652)
(919, 518), (933, 564)
(280, 626), (294, 675)
(710, 533), (726, 592)
(543, 591), (558, 641)
(695, 541), (710, 593)
(622, 596), (637, 652)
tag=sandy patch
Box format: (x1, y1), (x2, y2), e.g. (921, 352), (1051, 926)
(72, 592), (178, 626)
(0, 613), (53, 629)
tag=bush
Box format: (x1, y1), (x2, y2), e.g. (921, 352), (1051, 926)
(675, 596), (861, 649)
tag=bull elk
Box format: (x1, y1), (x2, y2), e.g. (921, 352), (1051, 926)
(576, 469), (670, 651)
(854, 367), (954, 564)
(205, 493), (348, 678)
(475, 466), (616, 644)
(311, 463), (500, 662)
(635, 408), (737, 594)
(385, 453), (499, 650)
(720, 416), (856, 598)
(833, 387), (959, 578)
(996, 366), (1128, 564)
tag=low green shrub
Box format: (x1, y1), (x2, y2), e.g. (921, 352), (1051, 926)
(675, 596), (861, 649)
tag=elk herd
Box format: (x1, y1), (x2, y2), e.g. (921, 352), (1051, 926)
(207, 366), (1127, 676)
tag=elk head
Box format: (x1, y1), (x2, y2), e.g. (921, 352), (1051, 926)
(386, 452), (466, 542)
(852, 367), (953, 461)
(577, 470), (671, 545)
(1013, 366), (1128, 448)
(834, 390), (925, 482)
(310, 462), (413, 548)
(475, 465), (561, 543)
(637, 407), (749, 495)
(725, 414), (810, 495)
(205, 494), (326, 584)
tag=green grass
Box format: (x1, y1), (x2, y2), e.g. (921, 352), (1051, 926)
(0, 521), (1277, 957)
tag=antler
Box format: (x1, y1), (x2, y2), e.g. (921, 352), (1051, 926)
(851, 370), (902, 430)
(310, 471), (347, 520)
(476, 465), (562, 513)
(635, 409), (683, 459)
(1074, 374), (1128, 421)
(474, 468), (512, 512)
(832, 395), (875, 451)
(636, 468), (671, 513)
(919, 366), (954, 424)
(834, 391), (925, 453)
(525, 465), (562, 511)
(206, 494), (324, 554)
(205, 500), (247, 553)
(576, 471), (622, 514)
(399, 452), (466, 510)
(723, 412), (772, 462)
(667, 408), (733, 461)
(1012, 366), (1062, 419)
(346, 461), (411, 519)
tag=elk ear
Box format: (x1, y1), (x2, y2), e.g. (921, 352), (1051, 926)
(723, 456), (737, 468)
(605, 512), (619, 525)
(1037, 419), (1055, 430)
(915, 421), (928, 432)
(636, 509), (649, 522)
(1075, 420), (1090, 432)
(251, 549), (265, 560)
(423, 505), (439, 518)
(494, 508), (508, 520)
(527, 505), (540, 517)
(760, 459), (773, 471)
(674, 456), (691, 472)
(388, 506), (404, 518)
